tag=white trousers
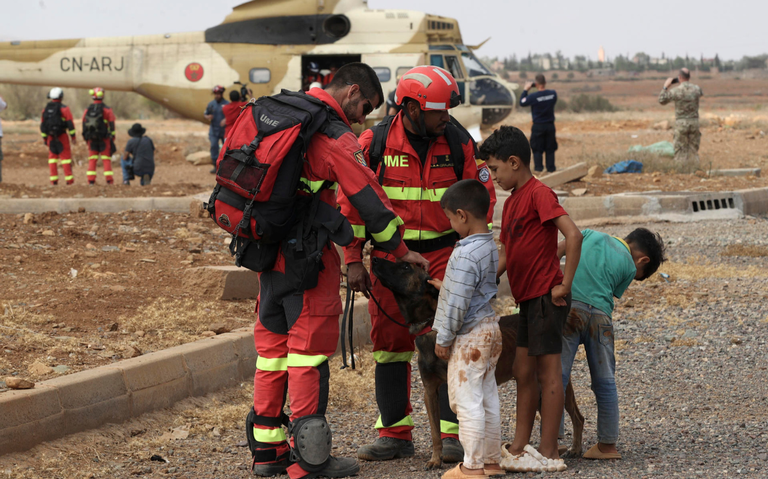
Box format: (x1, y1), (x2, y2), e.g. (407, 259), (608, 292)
(447, 317), (502, 469)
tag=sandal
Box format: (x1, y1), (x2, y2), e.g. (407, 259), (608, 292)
(441, 463), (489, 478)
(583, 443), (621, 460)
(499, 445), (543, 473)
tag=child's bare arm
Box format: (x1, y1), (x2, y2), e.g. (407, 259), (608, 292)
(551, 215), (582, 306)
(496, 244), (507, 280)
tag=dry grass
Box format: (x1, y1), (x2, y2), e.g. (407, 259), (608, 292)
(328, 353), (377, 413)
(633, 335), (655, 344)
(720, 244), (768, 257)
(649, 256), (768, 282)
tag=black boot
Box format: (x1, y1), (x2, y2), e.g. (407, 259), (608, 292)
(357, 437), (414, 461)
(301, 456), (360, 478)
(441, 437), (464, 463)
(252, 458), (289, 477)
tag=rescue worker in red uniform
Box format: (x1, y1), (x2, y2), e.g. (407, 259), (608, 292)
(82, 87), (116, 184)
(247, 63), (429, 479)
(338, 66), (497, 463)
(220, 90), (248, 140)
(40, 87), (77, 185)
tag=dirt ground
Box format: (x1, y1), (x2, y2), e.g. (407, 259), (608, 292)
(2, 76), (768, 476)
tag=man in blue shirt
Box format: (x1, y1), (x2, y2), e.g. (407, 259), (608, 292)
(204, 85), (229, 173)
(519, 74), (558, 173)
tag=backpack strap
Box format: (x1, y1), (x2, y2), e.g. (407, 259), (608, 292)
(368, 115), (395, 184)
(444, 115), (476, 181)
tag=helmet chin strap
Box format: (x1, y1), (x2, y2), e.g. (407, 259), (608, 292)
(403, 106), (434, 141)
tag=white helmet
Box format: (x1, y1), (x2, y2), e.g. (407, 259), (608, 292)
(48, 87), (63, 100)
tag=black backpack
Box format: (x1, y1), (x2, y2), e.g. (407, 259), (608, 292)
(83, 103), (109, 141)
(367, 114), (476, 184)
(41, 102), (66, 137)
(205, 90), (353, 289)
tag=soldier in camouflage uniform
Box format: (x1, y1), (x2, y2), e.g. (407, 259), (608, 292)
(659, 68), (703, 163)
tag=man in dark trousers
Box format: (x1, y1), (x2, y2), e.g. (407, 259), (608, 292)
(519, 73), (558, 174)
(122, 123), (155, 186)
(204, 85), (228, 173)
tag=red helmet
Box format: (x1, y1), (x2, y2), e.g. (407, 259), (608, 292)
(212, 85), (225, 94)
(395, 66), (461, 111)
(89, 87), (104, 99)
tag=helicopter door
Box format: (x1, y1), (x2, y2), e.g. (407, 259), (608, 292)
(429, 54), (467, 106)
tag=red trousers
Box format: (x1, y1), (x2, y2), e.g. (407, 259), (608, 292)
(46, 134), (74, 185)
(86, 139), (114, 184)
(369, 247), (458, 441)
(252, 245), (343, 479)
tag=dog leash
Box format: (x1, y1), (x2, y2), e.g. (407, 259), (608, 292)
(366, 288), (409, 329)
(340, 283), (355, 369)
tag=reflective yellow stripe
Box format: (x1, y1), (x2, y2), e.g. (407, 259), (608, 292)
(100, 155), (111, 160)
(351, 224), (366, 239)
(88, 155), (98, 160)
(487, 222), (493, 232)
(382, 186), (448, 203)
(375, 415), (414, 429)
(440, 420), (459, 435)
(68, 129), (76, 135)
(60, 159), (72, 164)
(48, 159), (58, 164)
(41, 133), (47, 138)
(373, 350), (414, 364)
(256, 356), (288, 372)
(50, 176), (59, 181)
(402, 229), (455, 241)
(370, 216), (404, 244)
(287, 353), (327, 368)
(64, 176), (74, 181)
(104, 171), (114, 176)
(253, 426), (287, 443)
(299, 177), (337, 193)
(87, 171), (97, 175)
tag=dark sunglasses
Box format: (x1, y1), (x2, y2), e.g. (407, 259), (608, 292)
(346, 82), (374, 116)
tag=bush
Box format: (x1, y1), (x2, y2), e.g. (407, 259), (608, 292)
(567, 72), (575, 80)
(551, 73), (559, 80)
(0, 84), (176, 121)
(555, 98), (568, 112)
(518, 71), (528, 79)
(567, 94), (617, 113)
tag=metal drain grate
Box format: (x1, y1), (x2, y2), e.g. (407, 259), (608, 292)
(691, 196), (735, 213)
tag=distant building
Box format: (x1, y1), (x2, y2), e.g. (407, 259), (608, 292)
(598, 46), (605, 63)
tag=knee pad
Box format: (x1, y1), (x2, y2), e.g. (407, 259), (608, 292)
(289, 414), (332, 472)
(245, 408), (290, 465)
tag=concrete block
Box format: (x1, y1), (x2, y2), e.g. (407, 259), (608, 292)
(655, 196), (692, 214)
(182, 265), (260, 300)
(117, 349), (188, 392)
(709, 168), (761, 177)
(189, 361), (241, 397)
(181, 338), (238, 373)
(611, 196), (650, 217)
(130, 377), (190, 417)
(734, 187), (768, 216)
(44, 367), (127, 410)
(540, 162), (588, 188)
(61, 395), (131, 434)
(0, 413), (66, 456)
(0, 386), (61, 430)
(224, 330), (258, 380)
(150, 197), (194, 213)
(561, 197), (610, 221)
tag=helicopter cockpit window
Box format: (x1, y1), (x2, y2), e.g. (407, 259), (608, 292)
(373, 67), (391, 83)
(430, 55), (444, 69)
(249, 68), (271, 84)
(445, 55), (464, 79)
(460, 52), (492, 77)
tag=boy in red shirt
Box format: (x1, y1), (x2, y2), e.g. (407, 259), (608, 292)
(481, 126), (582, 473)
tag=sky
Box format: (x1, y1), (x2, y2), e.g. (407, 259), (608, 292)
(2, 0), (767, 62)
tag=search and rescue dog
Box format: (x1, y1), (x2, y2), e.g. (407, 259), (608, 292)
(370, 257), (584, 469)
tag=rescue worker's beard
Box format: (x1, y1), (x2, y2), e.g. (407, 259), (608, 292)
(342, 97), (362, 124)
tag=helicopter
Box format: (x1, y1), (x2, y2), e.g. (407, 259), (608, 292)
(0, 0), (516, 138)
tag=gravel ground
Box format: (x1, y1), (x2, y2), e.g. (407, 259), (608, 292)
(2, 216), (768, 478)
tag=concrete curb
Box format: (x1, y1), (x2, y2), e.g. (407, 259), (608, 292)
(0, 196), (196, 214)
(0, 329), (257, 456)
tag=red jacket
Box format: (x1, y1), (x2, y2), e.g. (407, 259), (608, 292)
(339, 112), (496, 264)
(294, 88), (408, 258)
(40, 100), (76, 140)
(82, 100), (116, 139)
(222, 101), (248, 138)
